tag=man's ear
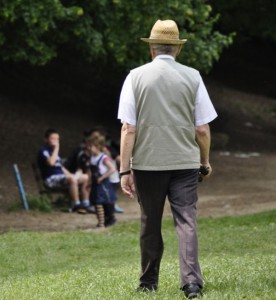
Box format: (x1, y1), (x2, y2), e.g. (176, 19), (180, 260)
(150, 45), (155, 60)
(176, 45), (182, 56)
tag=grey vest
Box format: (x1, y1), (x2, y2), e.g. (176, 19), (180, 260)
(131, 58), (200, 170)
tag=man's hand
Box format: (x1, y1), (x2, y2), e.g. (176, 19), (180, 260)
(200, 163), (212, 180)
(121, 174), (135, 199)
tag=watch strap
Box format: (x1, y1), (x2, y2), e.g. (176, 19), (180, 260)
(119, 170), (131, 178)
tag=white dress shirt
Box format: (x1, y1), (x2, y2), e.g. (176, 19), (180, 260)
(118, 55), (217, 126)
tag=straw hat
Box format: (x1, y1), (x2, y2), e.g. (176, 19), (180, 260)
(141, 20), (187, 45)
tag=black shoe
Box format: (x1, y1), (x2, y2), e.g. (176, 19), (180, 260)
(182, 282), (202, 299)
(136, 284), (157, 292)
(72, 204), (81, 212)
(105, 216), (117, 227)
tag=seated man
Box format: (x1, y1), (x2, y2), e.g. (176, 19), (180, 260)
(37, 128), (90, 211)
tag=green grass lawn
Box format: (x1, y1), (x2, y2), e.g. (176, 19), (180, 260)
(0, 210), (275, 300)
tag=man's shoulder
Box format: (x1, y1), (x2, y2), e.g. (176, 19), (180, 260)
(172, 62), (201, 86)
(174, 61), (200, 75)
(131, 60), (200, 76)
(130, 61), (153, 74)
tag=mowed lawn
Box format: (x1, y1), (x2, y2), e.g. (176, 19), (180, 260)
(0, 211), (275, 300)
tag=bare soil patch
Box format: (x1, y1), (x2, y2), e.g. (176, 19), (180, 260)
(1, 151), (275, 233)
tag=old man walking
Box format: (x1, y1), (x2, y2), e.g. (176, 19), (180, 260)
(118, 19), (217, 299)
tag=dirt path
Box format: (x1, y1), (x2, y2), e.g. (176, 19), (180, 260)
(1, 151), (275, 233)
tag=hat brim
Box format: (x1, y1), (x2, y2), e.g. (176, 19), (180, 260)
(140, 38), (187, 45)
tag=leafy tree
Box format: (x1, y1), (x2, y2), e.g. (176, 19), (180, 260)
(0, 0), (234, 73)
(0, 0), (103, 65)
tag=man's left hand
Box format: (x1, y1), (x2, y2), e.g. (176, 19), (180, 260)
(200, 163), (212, 180)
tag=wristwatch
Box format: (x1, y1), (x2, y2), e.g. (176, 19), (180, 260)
(119, 170), (131, 178)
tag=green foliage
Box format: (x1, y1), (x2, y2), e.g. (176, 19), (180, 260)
(8, 194), (52, 212)
(0, 0), (102, 65)
(0, 0), (233, 73)
(27, 194), (52, 212)
(7, 199), (21, 212)
(91, 0), (235, 72)
(0, 211), (275, 299)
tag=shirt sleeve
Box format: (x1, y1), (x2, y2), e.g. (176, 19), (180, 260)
(195, 77), (218, 126)
(42, 150), (50, 159)
(117, 73), (137, 126)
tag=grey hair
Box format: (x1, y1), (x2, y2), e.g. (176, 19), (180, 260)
(150, 44), (180, 56)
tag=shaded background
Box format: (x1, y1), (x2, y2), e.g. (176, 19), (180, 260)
(0, 0), (275, 208)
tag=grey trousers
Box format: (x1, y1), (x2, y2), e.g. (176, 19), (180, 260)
(133, 169), (203, 289)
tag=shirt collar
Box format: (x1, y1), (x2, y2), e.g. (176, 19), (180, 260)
(154, 54), (175, 61)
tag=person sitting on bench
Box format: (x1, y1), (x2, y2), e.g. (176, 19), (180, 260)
(37, 128), (90, 211)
